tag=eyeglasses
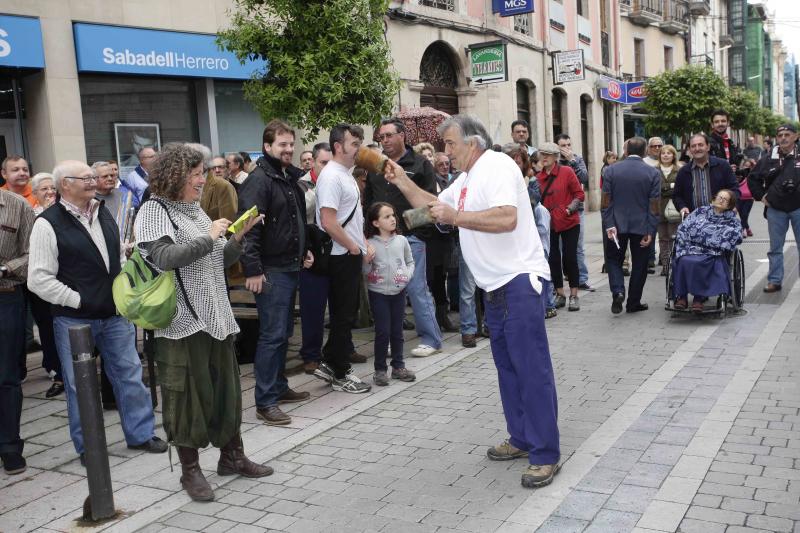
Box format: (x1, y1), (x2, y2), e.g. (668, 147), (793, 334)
(66, 175), (98, 183)
(377, 132), (398, 141)
(650, 144), (663, 148)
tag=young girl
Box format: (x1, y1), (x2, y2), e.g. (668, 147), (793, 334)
(364, 202), (416, 386)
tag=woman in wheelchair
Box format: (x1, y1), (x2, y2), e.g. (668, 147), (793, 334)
(672, 189), (743, 311)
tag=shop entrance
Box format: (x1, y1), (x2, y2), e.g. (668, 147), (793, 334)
(0, 76), (26, 163)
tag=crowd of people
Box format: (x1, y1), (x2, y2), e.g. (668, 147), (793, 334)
(0, 106), (798, 501)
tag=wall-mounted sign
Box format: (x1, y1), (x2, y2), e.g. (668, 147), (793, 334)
(492, 0), (535, 17)
(600, 78), (647, 104)
(468, 41), (508, 85)
(73, 23), (268, 80)
(552, 49), (585, 84)
(0, 15), (45, 69)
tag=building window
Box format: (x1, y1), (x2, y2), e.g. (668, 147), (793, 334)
(664, 46), (674, 71)
(552, 89), (566, 139)
(580, 95), (591, 168)
(420, 42), (460, 116)
(419, 0), (455, 10)
(577, 0), (589, 16)
(514, 14), (531, 35)
(215, 81), (266, 153)
(730, 48), (744, 85)
(634, 38), (645, 78)
(516, 81), (536, 146)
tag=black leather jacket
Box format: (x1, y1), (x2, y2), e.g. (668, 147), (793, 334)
(237, 155), (307, 276)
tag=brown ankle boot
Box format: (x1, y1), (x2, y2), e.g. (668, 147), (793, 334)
(176, 446), (214, 501)
(217, 433), (273, 478)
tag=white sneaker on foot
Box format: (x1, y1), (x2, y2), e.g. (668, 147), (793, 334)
(411, 344), (441, 357)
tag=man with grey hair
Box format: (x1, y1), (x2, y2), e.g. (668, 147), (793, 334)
(120, 146), (157, 208)
(93, 161), (135, 240)
(225, 152), (248, 189)
(384, 114), (561, 489)
(28, 160), (167, 464)
(645, 137), (663, 167)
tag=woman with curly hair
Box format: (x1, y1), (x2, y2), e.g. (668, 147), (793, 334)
(133, 143), (270, 502)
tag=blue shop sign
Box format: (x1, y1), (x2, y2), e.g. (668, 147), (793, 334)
(601, 78), (647, 105)
(0, 15), (45, 69)
(492, 0), (535, 17)
(73, 23), (267, 80)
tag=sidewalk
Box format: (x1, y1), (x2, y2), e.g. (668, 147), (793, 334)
(2, 210), (798, 533)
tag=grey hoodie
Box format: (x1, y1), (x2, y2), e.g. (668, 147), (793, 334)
(364, 234), (415, 295)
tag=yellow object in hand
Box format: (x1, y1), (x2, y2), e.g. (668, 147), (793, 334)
(228, 205), (260, 233)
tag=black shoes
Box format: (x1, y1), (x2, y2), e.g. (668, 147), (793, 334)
(402, 318), (415, 330)
(611, 293), (625, 314)
(45, 381), (65, 398)
(128, 436), (168, 453)
(626, 303), (649, 313)
(1, 452), (26, 475)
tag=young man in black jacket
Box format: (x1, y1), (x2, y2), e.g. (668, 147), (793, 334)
(238, 120), (314, 426)
(365, 119), (444, 357)
(709, 109), (742, 171)
(748, 124), (800, 293)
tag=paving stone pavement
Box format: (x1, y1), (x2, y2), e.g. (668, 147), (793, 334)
(1, 211), (798, 533)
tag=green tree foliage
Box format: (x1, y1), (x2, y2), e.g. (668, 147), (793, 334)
(642, 66), (730, 137)
(726, 87), (761, 132)
(218, 0), (401, 141)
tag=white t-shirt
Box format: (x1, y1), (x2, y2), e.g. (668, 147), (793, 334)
(315, 160), (365, 255)
(438, 150), (550, 292)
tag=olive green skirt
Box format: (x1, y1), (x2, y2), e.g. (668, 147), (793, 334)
(154, 332), (241, 449)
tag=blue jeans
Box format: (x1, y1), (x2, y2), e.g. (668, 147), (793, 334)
(299, 269), (329, 363)
(458, 249), (477, 335)
(0, 286), (25, 455)
(407, 236), (442, 348)
(483, 274), (560, 465)
(766, 206), (800, 285)
(53, 315), (155, 455)
(253, 271), (298, 408)
(577, 210), (589, 285)
(368, 290), (406, 371)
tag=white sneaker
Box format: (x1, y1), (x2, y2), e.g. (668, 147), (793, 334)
(411, 344), (441, 357)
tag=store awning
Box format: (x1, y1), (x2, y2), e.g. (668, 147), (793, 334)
(0, 15), (45, 69)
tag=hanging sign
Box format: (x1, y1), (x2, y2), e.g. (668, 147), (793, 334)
(491, 0), (535, 17)
(600, 78), (647, 104)
(552, 49), (585, 84)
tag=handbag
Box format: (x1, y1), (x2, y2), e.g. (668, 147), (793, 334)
(664, 199), (682, 224)
(112, 199), (197, 329)
(306, 203), (358, 276)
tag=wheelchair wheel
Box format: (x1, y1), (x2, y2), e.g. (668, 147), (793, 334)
(664, 241), (677, 307)
(731, 249), (745, 311)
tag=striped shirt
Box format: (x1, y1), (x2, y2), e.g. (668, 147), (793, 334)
(691, 160), (711, 212)
(0, 189), (35, 288)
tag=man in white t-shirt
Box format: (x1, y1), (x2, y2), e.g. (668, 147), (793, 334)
(384, 115), (561, 489)
(312, 123), (374, 394)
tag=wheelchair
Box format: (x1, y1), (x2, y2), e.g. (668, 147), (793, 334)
(664, 238), (745, 317)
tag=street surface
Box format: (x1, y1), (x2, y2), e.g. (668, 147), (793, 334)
(2, 210), (798, 533)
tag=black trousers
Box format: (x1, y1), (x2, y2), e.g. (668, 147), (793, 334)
(426, 238), (451, 306)
(550, 225), (580, 290)
(323, 253), (362, 378)
(0, 286), (25, 455)
(605, 232), (650, 309)
(26, 289), (61, 382)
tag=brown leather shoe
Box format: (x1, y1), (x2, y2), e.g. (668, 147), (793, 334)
(348, 351), (367, 364)
(763, 283), (782, 293)
(278, 388), (310, 404)
(256, 405), (291, 425)
(217, 433), (273, 478)
(303, 361), (319, 374)
(461, 334), (477, 348)
(176, 446), (214, 501)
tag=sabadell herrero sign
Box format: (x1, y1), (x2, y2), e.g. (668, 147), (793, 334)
(73, 23), (267, 80)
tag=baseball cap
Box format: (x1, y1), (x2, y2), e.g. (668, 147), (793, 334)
(776, 123), (797, 134)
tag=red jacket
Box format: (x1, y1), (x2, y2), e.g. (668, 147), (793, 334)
(537, 163), (585, 233)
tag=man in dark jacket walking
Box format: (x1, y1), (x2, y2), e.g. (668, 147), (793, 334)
(709, 109), (742, 170)
(238, 120), (314, 426)
(365, 118), (444, 357)
(674, 133), (739, 215)
(748, 124), (800, 293)
(601, 137), (661, 314)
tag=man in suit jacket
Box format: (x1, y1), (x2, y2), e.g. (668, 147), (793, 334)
(602, 137), (661, 314)
(674, 133), (739, 215)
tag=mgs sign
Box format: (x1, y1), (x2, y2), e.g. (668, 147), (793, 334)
(491, 0), (535, 17)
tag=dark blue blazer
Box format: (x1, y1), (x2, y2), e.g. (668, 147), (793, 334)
(673, 156), (739, 212)
(601, 156), (661, 236)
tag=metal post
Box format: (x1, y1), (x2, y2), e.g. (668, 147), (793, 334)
(69, 325), (115, 521)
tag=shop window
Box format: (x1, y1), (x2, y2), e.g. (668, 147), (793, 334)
(79, 75), (199, 164)
(420, 42), (460, 116)
(634, 38), (645, 78)
(215, 81), (266, 154)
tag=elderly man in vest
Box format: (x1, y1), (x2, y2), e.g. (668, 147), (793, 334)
(27, 160), (166, 464)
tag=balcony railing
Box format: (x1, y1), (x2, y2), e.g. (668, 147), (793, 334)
(660, 0), (689, 34)
(688, 0), (710, 15)
(629, 0), (663, 26)
(601, 31), (611, 67)
(691, 53), (714, 68)
(719, 18), (734, 46)
(514, 14), (531, 35)
(419, 0), (455, 11)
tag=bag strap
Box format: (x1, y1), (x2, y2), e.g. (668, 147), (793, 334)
(541, 173), (557, 205)
(147, 198), (199, 320)
(341, 203), (358, 228)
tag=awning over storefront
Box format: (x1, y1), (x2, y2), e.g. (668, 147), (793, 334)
(0, 15), (45, 69)
(73, 23), (267, 80)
